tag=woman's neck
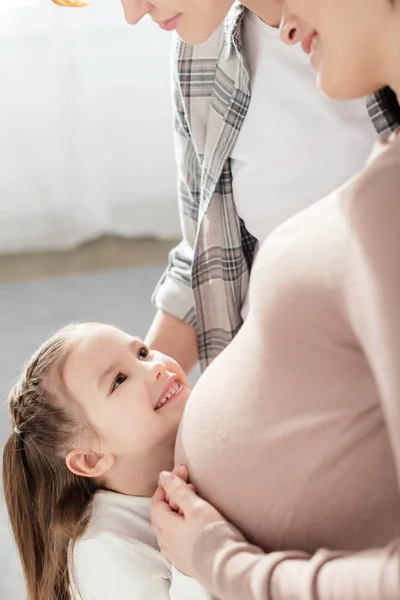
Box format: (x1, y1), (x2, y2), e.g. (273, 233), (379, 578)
(243, 0), (283, 28)
(387, 49), (400, 101)
(374, 22), (400, 102)
(386, 6), (400, 100)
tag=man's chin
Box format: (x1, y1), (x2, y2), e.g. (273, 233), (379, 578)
(178, 18), (224, 46)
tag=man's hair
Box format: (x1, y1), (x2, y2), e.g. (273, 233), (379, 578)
(51, 0), (88, 7)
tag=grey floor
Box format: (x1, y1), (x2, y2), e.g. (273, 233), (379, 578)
(0, 264), (182, 599)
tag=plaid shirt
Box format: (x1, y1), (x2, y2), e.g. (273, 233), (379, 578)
(153, 2), (399, 372)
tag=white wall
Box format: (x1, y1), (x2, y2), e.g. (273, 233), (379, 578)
(0, 0), (179, 253)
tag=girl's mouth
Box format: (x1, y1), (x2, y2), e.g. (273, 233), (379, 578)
(155, 380), (183, 410)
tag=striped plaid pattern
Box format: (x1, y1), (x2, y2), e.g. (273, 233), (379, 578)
(367, 86), (400, 135)
(153, 3), (399, 372)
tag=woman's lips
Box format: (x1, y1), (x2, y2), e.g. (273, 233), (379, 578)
(157, 13), (182, 32)
(301, 31), (318, 55)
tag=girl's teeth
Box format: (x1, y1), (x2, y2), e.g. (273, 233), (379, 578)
(156, 381), (181, 409)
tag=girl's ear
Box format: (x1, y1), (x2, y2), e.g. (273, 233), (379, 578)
(65, 449), (115, 478)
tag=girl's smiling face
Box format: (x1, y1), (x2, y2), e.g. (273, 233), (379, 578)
(63, 323), (191, 491)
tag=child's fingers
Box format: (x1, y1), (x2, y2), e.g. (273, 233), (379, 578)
(153, 483), (166, 503)
(165, 468), (191, 513)
(169, 498), (180, 513)
(172, 465), (189, 482)
(158, 469), (194, 514)
(166, 486), (180, 512)
(159, 472), (200, 517)
(167, 467), (190, 511)
(177, 486), (194, 516)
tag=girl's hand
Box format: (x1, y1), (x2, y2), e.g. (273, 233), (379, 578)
(151, 470), (225, 577)
(166, 465), (196, 514)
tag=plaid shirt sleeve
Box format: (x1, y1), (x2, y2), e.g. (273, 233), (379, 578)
(151, 39), (201, 328)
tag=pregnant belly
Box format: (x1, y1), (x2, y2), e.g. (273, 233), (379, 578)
(175, 319), (400, 553)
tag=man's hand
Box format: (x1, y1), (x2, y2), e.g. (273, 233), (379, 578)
(151, 470), (225, 577)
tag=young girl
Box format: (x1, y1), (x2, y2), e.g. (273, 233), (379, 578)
(2, 322), (210, 600)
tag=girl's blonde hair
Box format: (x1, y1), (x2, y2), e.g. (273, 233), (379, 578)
(2, 324), (99, 600)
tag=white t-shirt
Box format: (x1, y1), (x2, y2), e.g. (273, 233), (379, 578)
(231, 12), (377, 245)
(71, 490), (210, 600)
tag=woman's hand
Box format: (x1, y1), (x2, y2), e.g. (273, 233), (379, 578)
(151, 469), (225, 577)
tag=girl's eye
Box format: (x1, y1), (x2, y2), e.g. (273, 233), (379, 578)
(111, 373), (127, 393)
(138, 345), (150, 360)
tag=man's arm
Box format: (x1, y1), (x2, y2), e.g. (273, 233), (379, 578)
(146, 309), (198, 375)
(148, 38), (202, 375)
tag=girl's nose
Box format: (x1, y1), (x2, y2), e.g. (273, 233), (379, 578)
(148, 359), (167, 381)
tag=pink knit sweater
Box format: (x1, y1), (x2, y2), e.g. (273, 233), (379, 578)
(175, 137), (400, 599)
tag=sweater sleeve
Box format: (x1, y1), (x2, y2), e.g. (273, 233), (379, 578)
(191, 520), (400, 600)
(190, 141), (400, 600)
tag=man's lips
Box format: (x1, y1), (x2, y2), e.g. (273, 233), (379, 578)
(155, 13), (182, 31)
(301, 31), (318, 55)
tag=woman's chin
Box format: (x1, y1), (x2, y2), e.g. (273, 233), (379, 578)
(317, 68), (383, 102)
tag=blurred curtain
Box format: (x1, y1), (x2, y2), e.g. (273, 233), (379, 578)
(0, 0), (179, 253)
